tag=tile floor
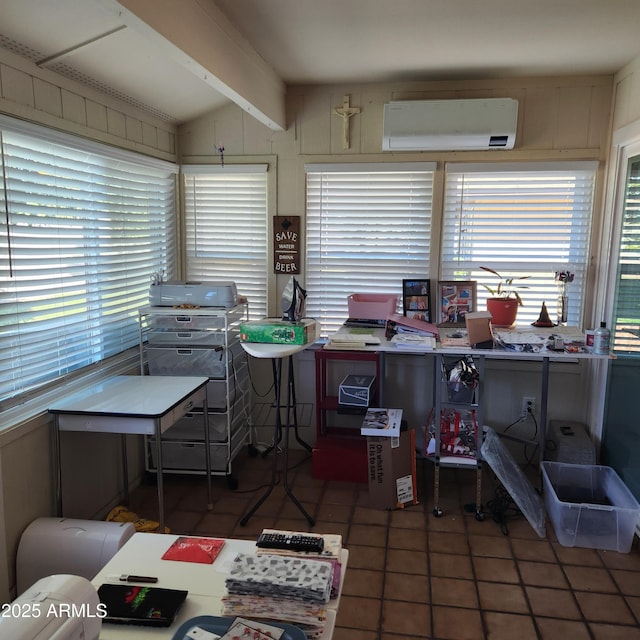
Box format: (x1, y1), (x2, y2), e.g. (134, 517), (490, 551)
(128, 447), (640, 640)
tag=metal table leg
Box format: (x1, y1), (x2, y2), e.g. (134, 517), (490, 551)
(240, 355), (314, 526)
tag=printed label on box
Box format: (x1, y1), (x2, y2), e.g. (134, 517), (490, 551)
(366, 429), (418, 509)
(396, 474), (414, 504)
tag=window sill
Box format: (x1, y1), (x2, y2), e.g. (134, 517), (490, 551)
(0, 351), (141, 446)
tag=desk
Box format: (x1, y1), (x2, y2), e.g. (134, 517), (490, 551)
(240, 342), (314, 526)
(49, 376), (212, 534)
(91, 532), (348, 640)
(321, 326), (611, 476)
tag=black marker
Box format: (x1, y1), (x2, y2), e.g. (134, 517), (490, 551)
(119, 574), (158, 583)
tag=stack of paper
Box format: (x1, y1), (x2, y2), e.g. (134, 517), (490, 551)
(325, 327), (382, 349)
(390, 333), (436, 350)
(255, 530), (343, 599)
(222, 553), (335, 639)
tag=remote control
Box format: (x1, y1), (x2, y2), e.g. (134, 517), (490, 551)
(256, 532), (324, 553)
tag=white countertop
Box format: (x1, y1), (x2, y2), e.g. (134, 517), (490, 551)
(92, 532), (348, 640)
(48, 376), (209, 417)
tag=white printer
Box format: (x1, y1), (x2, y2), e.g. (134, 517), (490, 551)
(0, 574), (102, 640)
(149, 280), (238, 308)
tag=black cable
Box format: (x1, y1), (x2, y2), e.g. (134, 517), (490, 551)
(503, 408), (539, 470)
(246, 356), (275, 399)
(486, 484), (522, 536)
(523, 408), (539, 467)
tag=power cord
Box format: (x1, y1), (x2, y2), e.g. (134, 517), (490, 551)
(486, 484), (522, 536)
(503, 406), (539, 469)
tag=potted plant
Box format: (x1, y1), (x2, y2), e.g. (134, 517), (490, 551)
(479, 267), (529, 327)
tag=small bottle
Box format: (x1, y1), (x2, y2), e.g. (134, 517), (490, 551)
(593, 321), (610, 355)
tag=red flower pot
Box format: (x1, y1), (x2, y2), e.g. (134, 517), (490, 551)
(486, 297), (518, 328)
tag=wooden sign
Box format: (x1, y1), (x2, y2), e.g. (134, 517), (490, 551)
(273, 216), (300, 274)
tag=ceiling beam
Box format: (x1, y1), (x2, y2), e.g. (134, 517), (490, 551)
(36, 26), (128, 68)
(96, 0), (286, 130)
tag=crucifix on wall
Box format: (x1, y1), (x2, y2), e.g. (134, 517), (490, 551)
(333, 94), (361, 149)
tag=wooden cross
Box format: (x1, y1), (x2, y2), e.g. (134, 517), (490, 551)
(333, 94), (361, 149)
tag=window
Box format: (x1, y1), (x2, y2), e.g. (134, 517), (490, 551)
(183, 165), (268, 320)
(611, 154), (640, 354)
(441, 162), (598, 326)
(305, 163), (435, 335)
(0, 118), (177, 405)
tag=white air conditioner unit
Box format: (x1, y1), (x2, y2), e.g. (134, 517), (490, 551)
(382, 98), (518, 151)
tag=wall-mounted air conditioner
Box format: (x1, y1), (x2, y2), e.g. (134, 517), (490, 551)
(382, 98), (518, 151)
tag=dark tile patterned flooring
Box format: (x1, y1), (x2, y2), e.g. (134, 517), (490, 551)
(127, 447), (640, 640)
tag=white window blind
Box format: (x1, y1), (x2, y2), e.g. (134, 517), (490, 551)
(0, 124), (177, 405)
(305, 163), (434, 335)
(441, 162), (597, 326)
(611, 155), (640, 354)
(183, 166), (268, 320)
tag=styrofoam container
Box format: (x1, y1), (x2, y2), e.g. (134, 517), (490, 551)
(541, 461), (640, 553)
(347, 293), (398, 320)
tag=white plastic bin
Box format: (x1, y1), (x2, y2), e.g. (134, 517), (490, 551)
(16, 517), (135, 594)
(541, 461), (640, 553)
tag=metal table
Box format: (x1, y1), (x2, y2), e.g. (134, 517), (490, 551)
(239, 342), (314, 526)
(49, 375), (212, 533)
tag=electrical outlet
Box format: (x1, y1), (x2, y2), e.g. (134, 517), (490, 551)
(521, 396), (536, 416)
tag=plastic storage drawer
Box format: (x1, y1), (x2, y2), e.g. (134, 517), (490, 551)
(148, 329), (225, 347)
(147, 342), (242, 379)
(163, 407), (247, 442)
(149, 314), (226, 331)
(541, 461), (640, 553)
(148, 426), (247, 472)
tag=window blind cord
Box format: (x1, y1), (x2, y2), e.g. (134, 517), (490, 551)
(0, 132), (12, 277)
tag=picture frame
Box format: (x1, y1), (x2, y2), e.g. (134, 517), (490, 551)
(437, 281), (477, 326)
(402, 279), (432, 322)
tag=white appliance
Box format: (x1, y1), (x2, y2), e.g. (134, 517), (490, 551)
(382, 98), (518, 151)
(17, 518), (135, 595)
(0, 575), (102, 640)
(149, 280), (238, 308)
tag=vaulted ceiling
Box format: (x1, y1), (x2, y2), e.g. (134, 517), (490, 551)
(1, 0), (640, 129)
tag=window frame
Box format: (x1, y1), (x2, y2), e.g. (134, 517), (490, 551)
(607, 143), (640, 355)
(0, 115), (178, 407)
(182, 163), (270, 321)
(305, 162), (436, 335)
(441, 161), (598, 327)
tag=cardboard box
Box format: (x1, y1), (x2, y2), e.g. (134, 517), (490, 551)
(239, 318), (317, 345)
(339, 374), (376, 409)
(367, 429), (419, 509)
(465, 311), (493, 346)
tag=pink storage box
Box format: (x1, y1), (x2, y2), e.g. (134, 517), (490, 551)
(348, 293), (398, 320)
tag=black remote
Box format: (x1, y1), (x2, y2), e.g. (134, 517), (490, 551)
(256, 532), (324, 553)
